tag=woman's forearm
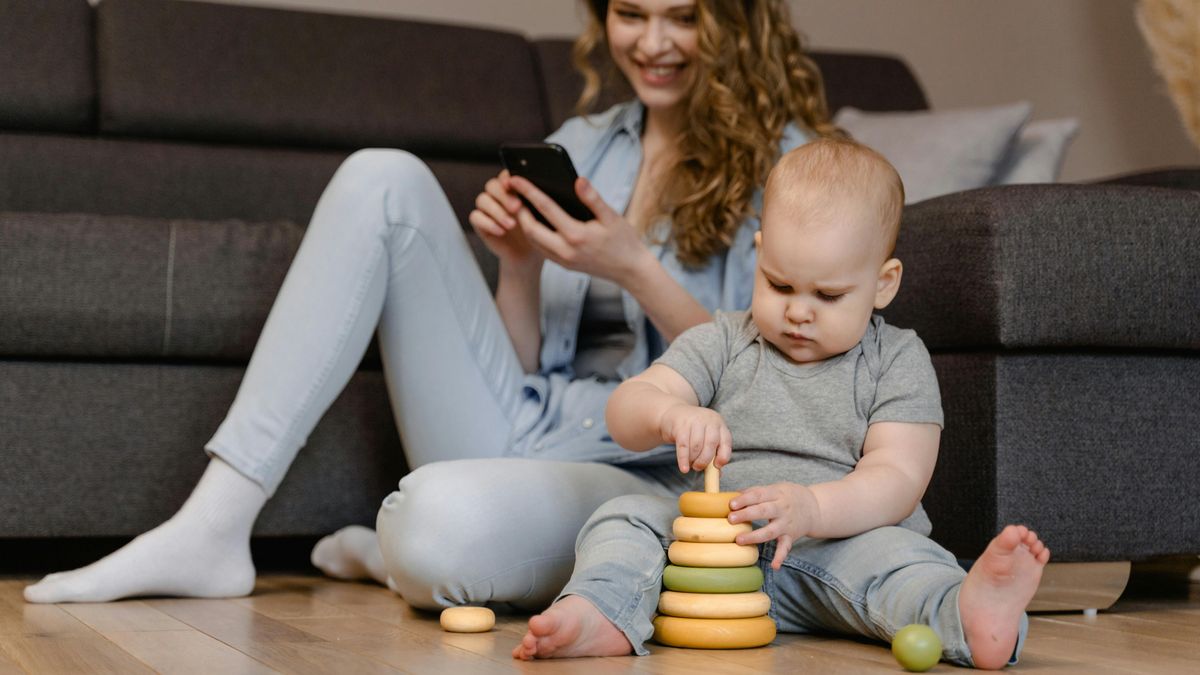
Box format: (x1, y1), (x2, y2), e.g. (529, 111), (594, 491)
(495, 260), (543, 373)
(620, 250), (712, 343)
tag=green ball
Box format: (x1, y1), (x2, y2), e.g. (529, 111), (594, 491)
(891, 624), (941, 672)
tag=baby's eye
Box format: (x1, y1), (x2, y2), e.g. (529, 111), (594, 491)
(817, 291), (844, 303)
(769, 280), (792, 293)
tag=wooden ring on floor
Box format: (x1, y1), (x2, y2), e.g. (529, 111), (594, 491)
(652, 615), (777, 649)
(678, 491), (740, 518)
(439, 607), (494, 633)
(668, 541), (759, 568)
(662, 565), (763, 594)
(673, 516), (751, 543)
(657, 591), (771, 619)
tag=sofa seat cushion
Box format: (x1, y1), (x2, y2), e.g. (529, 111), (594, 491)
(885, 183), (1200, 350)
(0, 211), (303, 360)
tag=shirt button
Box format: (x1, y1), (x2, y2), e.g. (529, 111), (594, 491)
(582, 418), (595, 429)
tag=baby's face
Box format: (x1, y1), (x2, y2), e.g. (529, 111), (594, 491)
(751, 201), (896, 364)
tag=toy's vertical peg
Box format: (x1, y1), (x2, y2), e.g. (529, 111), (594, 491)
(704, 462), (720, 494)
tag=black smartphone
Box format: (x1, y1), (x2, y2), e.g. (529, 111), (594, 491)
(499, 142), (594, 230)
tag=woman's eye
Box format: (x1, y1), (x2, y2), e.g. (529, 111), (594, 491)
(817, 291), (844, 303)
(615, 10), (643, 20)
(673, 13), (697, 25)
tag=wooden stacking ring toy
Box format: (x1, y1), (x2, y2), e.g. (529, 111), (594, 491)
(672, 516), (751, 543)
(678, 490), (741, 518)
(657, 591), (771, 619)
(652, 614), (776, 649)
(668, 541), (758, 568)
(439, 606), (495, 633)
(662, 564), (763, 594)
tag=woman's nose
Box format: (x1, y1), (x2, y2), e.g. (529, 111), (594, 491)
(638, 18), (673, 57)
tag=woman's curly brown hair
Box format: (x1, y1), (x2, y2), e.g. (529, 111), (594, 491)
(574, 0), (842, 267)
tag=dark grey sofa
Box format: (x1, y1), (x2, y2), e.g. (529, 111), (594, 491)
(2, 0), (1196, 567)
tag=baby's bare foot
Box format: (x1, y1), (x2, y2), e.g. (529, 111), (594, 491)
(511, 595), (633, 660)
(959, 525), (1050, 670)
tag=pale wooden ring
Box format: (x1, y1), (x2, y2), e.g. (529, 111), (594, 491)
(439, 606), (495, 633)
(668, 541), (759, 568)
(657, 591), (771, 619)
(673, 516), (751, 543)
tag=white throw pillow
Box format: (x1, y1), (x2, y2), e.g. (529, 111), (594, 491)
(992, 118), (1081, 185)
(834, 102), (1032, 203)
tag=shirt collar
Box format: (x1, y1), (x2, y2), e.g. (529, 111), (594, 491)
(615, 100), (645, 139)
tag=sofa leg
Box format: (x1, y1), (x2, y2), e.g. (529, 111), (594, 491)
(1026, 561), (1131, 613)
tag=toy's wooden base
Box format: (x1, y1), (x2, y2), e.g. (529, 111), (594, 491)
(652, 614), (776, 649)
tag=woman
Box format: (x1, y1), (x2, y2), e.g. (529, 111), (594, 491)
(25, 0), (839, 607)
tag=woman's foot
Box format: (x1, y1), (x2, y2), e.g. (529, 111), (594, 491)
(310, 525), (388, 585)
(959, 525), (1050, 669)
(512, 595), (633, 660)
(24, 458), (264, 603)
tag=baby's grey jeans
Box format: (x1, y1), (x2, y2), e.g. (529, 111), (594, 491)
(560, 494), (1028, 667)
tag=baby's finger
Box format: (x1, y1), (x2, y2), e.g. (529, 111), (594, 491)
(692, 425), (719, 471)
(715, 426), (733, 468)
(674, 425), (692, 473)
(736, 522), (777, 547)
(728, 502), (772, 525)
(728, 487), (764, 511)
(770, 534), (794, 570)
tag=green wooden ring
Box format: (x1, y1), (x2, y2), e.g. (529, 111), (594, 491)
(662, 564), (764, 594)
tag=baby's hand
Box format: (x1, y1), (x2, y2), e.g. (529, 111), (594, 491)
(659, 404), (732, 474)
(728, 483), (819, 570)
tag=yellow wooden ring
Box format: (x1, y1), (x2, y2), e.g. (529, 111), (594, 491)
(652, 615), (776, 649)
(673, 516), (751, 543)
(668, 541), (758, 568)
(657, 591), (771, 619)
(439, 607), (495, 633)
(678, 491), (740, 518)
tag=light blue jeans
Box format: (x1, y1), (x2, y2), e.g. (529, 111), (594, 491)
(204, 149), (688, 610)
(562, 494), (1028, 667)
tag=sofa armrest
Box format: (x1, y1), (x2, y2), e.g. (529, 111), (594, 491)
(881, 183), (1200, 351)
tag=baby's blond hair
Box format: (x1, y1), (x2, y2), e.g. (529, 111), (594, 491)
(763, 138), (904, 258)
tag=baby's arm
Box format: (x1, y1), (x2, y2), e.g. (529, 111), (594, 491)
(606, 364), (733, 473)
(729, 421), (940, 568)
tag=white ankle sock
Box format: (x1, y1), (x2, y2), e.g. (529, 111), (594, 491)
(24, 457), (267, 603)
(310, 525), (388, 585)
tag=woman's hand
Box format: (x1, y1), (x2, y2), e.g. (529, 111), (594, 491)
(728, 483), (820, 570)
(468, 170), (543, 270)
(659, 404), (733, 475)
(508, 175), (654, 285)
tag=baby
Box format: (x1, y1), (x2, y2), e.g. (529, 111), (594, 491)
(513, 138), (1049, 669)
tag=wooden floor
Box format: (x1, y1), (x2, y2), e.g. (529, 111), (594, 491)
(1, 562), (1198, 674)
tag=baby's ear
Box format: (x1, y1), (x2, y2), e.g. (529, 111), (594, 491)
(874, 258), (903, 309)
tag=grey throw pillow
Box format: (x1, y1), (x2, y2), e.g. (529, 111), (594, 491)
(834, 102), (1033, 203)
(993, 118), (1081, 185)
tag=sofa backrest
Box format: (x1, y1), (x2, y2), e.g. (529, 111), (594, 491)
(0, 0), (928, 227)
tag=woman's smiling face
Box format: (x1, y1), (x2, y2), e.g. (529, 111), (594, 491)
(605, 0), (700, 116)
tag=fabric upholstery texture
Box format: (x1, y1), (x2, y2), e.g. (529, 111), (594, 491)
(0, 0), (95, 132)
(835, 102), (1032, 203)
(97, 0), (546, 155)
(885, 183), (1200, 350)
(0, 361), (404, 537)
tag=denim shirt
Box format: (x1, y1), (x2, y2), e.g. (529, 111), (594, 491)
(508, 101), (810, 465)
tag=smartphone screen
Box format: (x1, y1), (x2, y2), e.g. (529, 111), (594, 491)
(499, 142), (594, 230)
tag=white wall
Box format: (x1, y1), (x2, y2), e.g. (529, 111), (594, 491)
(187, 0), (1198, 181)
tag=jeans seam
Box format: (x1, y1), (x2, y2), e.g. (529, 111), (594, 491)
(462, 553), (576, 603)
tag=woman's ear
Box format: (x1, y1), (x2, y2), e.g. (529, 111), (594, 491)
(874, 258), (903, 309)
(754, 230), (762, 251)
